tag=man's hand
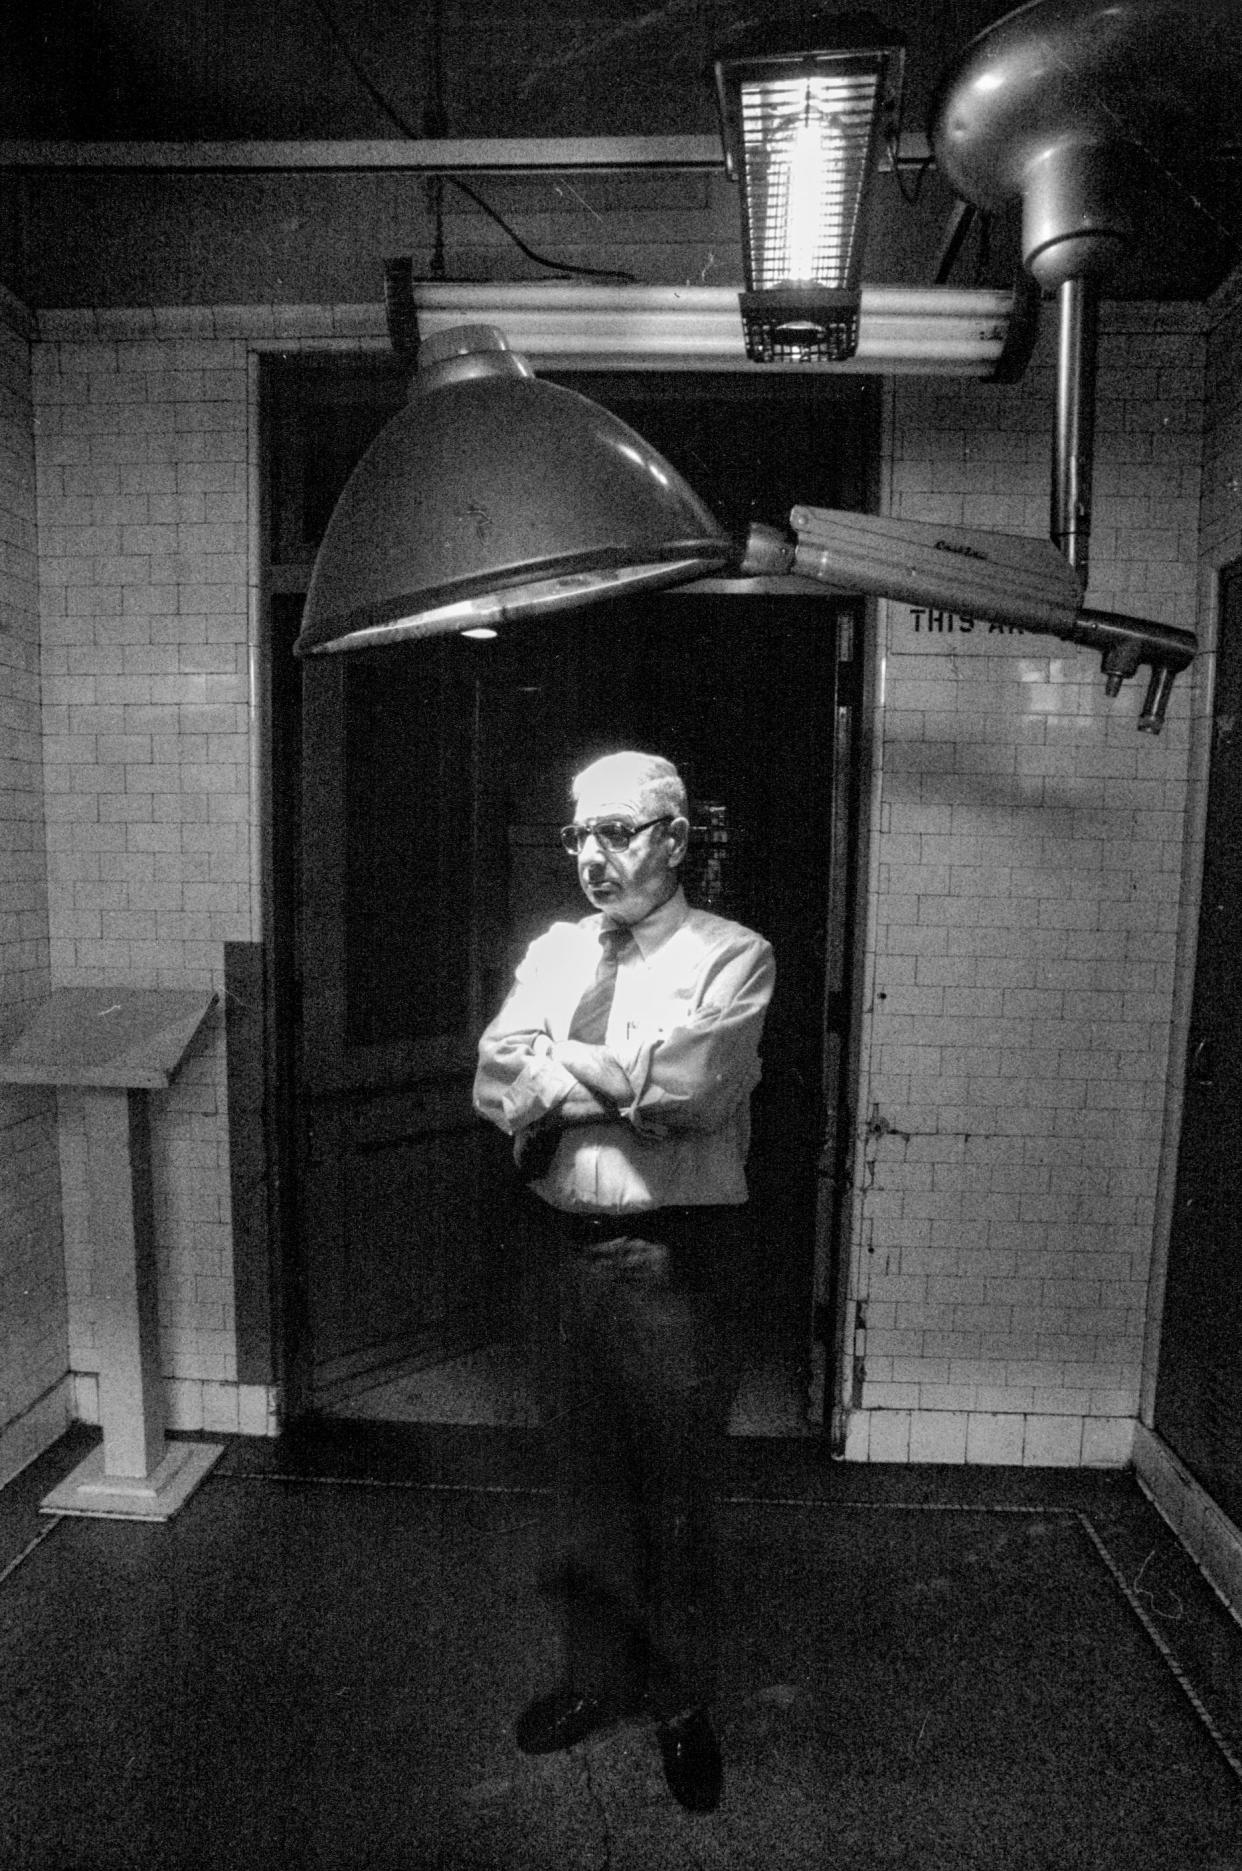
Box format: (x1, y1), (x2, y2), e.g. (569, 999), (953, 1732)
(550, 1039), (632, 1108)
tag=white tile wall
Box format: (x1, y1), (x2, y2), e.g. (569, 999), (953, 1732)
(33, 313), (255, 1410)
(29, 304), (388, 1439)
(0, 295), (70, 1481)
(846, 303), (1206, 1464)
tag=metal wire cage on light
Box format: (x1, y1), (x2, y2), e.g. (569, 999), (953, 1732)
(713, 15), (904, 362)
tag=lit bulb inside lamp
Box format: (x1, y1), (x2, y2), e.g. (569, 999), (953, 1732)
(768, 92), (842, 285)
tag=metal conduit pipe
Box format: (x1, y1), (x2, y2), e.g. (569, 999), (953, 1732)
(925, 0), (1242, 732)
(1051, 275), (1098, 586)
(1045, 276), (1194, 730)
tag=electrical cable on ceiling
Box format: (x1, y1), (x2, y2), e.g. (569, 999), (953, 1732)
(423, 0), (447, 281)
(306, 0), (638, 282)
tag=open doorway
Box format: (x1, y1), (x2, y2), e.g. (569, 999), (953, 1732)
(261, 356), (876, 1436)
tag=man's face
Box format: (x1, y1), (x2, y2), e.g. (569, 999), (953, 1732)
(570, 773), (686, 926)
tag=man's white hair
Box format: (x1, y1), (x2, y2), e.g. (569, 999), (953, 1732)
(572, 750), (688, 821)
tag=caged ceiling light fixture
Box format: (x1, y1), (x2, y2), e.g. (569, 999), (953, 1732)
(711, 10), (905, 363)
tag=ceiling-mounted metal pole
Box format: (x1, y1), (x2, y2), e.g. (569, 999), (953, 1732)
(1051, 274), (1098, 587)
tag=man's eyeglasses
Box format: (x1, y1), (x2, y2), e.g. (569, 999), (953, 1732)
(560, 815), (673, 855)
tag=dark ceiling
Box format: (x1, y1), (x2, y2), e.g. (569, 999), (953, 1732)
(1, 0), (1238, 309)
(2, 1), (1004, 142)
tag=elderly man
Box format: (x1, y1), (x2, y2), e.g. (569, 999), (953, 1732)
(473, 750), (774, 1813)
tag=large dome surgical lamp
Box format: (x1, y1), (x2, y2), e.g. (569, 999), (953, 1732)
(295, 316), (1192, 731)
(296, 0), (1242, 733)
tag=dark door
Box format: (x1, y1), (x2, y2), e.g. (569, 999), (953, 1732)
(264, 357), (875, 1418)
(266, 359), (511, 1408)
(458, 589), (858, 1370)
(1154, 557), (1242, 1525)
(296, 636), (513, 1403)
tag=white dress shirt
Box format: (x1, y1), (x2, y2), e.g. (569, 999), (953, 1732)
(473, 886), (775, 1216)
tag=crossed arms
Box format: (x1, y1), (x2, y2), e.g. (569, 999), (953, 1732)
(473, 926), (775, 1145)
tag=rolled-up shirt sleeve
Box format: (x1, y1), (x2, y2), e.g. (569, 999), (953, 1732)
(473, 930), (580, 1136)
(619, 934), (775, 1136)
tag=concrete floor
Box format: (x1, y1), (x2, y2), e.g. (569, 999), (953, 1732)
(2, 1425), (1242, 1871)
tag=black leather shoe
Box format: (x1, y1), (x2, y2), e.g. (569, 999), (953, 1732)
(515, 1688), (630, 1756)
(657, 1706), (722, 1812)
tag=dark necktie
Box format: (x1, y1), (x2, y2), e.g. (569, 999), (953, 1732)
(518, 923), (633, 1183)
(568, 923), (633, 1044)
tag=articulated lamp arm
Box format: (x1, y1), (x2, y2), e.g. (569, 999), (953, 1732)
(740, 507), (1195, 733)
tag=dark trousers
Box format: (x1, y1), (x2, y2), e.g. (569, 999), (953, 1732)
(524, 1198), (748, 1715)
